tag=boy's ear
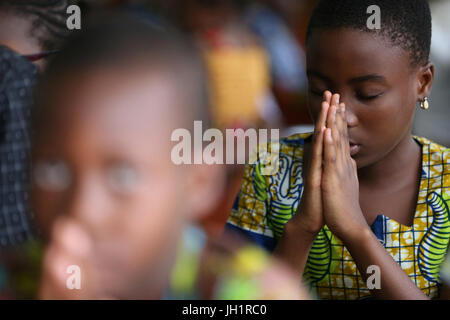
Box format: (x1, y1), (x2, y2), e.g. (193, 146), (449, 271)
(184, 163), (225, 222)
(416, 62), (434, 100)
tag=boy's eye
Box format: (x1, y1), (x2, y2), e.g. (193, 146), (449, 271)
(106, 164), (140, 195)
(34, 161), (72, 192)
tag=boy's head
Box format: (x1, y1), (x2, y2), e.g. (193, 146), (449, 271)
(32, 15), (222, 297)
(0, 0), (75, 67)
(305, 0), (434, 168)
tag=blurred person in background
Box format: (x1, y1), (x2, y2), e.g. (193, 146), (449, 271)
(0, 46), (39, 298)
(0, 0), (77, 70)
(413, 0), (450, 146)
(29, 15), (307, 300)
(0, 1), (81, 297)
(0, 0), (79, 248)
(175, 0), (283, 238)
(0, 47), (38, 248)
(178, 0), (282, 131)
(245, 0), (312, 134)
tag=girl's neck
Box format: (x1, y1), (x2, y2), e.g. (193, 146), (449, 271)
(357, 134), (421, 188)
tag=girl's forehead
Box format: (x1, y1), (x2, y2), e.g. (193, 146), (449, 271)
(306, 29), (410, 76)
(307, 29), (397, 56)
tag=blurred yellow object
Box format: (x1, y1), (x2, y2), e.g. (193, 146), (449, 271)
(231, 245), (269, 276)
(204, 47), (271, 128)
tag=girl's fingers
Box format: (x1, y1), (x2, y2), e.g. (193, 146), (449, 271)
(335, 102), (344, 135)
(323, 90), (332, 105)
(332, 94), (340, 141)
(316, 101), (329, 135)
(351, 158), (358, 177)
(310, 93), (331, 176)
(339, 103), (350, 156)
(335, 102), (346, 156)
(315, 91), (331, 134)
(325, 100), (334, 129)
(323, 128), (336, 171)
(326, 101), (339, 150)
(310, 126), (326, 178)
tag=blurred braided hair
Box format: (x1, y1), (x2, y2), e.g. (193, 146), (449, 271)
(0, 0), (78, 51)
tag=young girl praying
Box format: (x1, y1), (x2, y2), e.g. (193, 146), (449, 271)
(227, 0), (449, 300)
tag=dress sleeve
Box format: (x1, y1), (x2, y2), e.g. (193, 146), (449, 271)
(226, 158), (277, 252)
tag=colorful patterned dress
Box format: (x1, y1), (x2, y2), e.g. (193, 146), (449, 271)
(227, 133), (450, 299)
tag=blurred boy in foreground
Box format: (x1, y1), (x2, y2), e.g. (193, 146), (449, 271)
(31, 15), (306, 299)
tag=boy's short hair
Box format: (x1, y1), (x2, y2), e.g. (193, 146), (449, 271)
(34, 13), (211, 131)
(0, 0), (77, 51)
(306, 0), (432, 68)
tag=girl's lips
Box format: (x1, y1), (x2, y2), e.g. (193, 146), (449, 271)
(349, 143), (361, 156)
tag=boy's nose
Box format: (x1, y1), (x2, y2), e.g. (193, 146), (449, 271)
(62, 181), (109, 231)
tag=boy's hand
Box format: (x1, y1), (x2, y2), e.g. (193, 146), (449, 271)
(321, 100), (368, 241)
(39, 218), (101, 299)
(287, 91), (336, 236)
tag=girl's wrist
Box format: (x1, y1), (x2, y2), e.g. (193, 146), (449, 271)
(274, 218), (319, 274)
(286, 214), (322, 241)
(339, 223), (373, 248)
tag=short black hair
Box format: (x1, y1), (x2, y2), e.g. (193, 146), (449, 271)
(0, 0), (78, 51)
(33, 12), (211, 130)
(305, 0), (432, 68)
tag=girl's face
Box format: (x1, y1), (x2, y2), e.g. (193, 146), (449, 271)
(306, 28), (432, 168)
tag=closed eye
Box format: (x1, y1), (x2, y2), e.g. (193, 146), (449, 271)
(356, 92), (384, 101)
(308, 88), (327, 96)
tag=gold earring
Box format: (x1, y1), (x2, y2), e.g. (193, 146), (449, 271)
(420, 97), (429, 110)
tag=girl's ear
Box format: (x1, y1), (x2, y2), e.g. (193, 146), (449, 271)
(416, 62), (434, 100)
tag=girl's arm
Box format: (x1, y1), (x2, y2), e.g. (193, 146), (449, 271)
(342, 224), (429, 299)
(274, 216), (319, 276)
(274, 92), (335, 276)
(321, 101), (428, 299)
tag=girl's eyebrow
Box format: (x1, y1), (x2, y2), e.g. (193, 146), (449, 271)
(307, 70), (387, 84)
(349, 74), (386, 84)
(306, 70), (331, 82)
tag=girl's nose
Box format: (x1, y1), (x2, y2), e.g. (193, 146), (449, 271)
(338, 94), (358, 128)
(345, 106), (358, 128)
